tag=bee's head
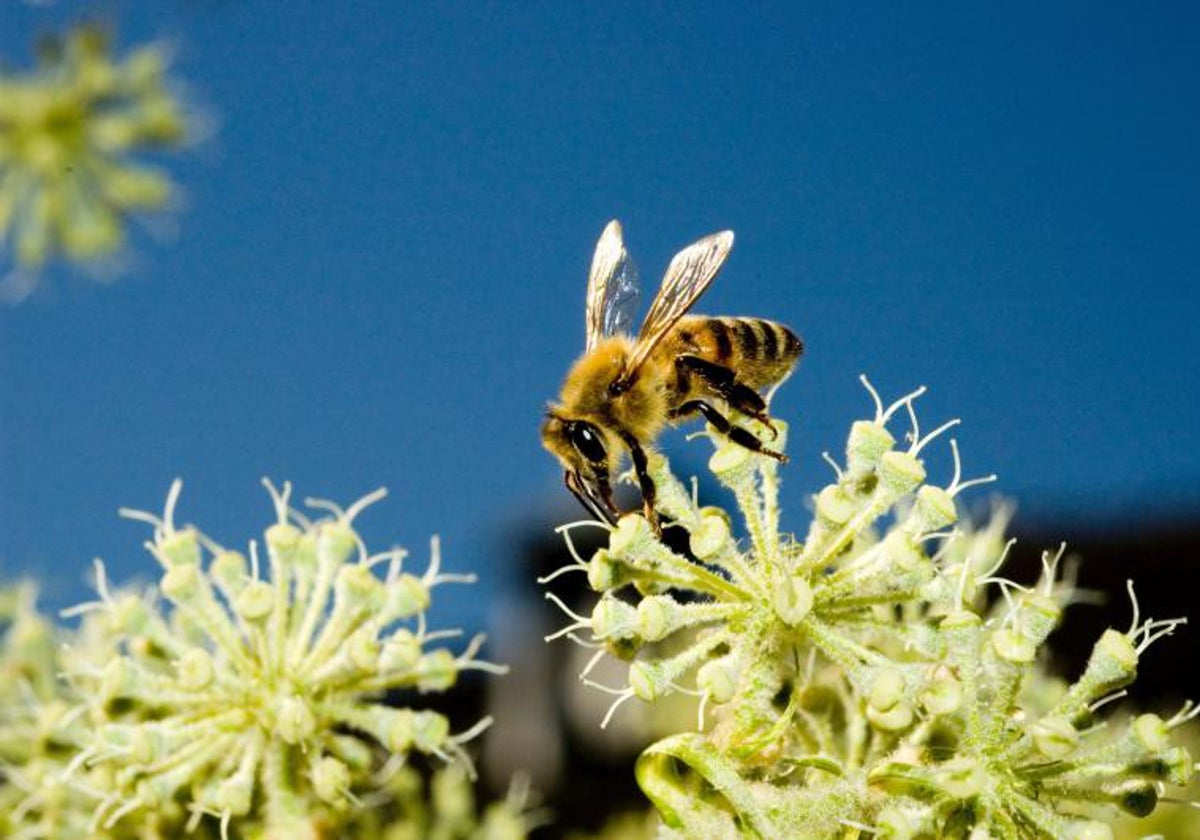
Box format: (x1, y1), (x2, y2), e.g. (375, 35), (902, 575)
(541, 407), (619, 523)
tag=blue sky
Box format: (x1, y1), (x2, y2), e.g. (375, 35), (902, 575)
(2, 2), (1197, 628)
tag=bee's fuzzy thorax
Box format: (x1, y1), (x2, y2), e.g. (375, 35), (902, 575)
(559, 336), (669, 443)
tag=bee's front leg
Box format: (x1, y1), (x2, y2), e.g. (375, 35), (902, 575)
(620, 432), (662, 536)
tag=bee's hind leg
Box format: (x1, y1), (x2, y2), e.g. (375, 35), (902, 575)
(619, 432), (662, 536)
(676, 399), (788, 463)
(675, 355), (778, 438)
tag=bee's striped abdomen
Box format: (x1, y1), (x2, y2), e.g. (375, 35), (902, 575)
(667, 315), (803, 394)
(719, 317), (802, 363)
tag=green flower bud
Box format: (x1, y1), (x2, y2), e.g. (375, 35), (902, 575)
(265, 521), (302, 558)
(161, 563), (202, 603)
(637, 595), (679, 642)
(934, 757), (985, 800)
(1132, 713), (1169, 752)
(158, 528), (200, 568)
(235, 580), (274, 622)
(276, 696), (316, 744)
(412, 710), (450, 753)
(697, 657), (738, 704)
(381, 708), (414, 752)
(772, 575), (813, 626)
(870, 670), (907, 712)
(1073, 629), (1139, 705)
(867, 700), (914, 732)
(689, 511), (732, 559)
(210, 550), (250, 593)
(815, 485), (857, 526)
(587, 548), (627, 591)
(312, 756), (351, 805)
(609, 513), (656, 558)
(1031, 716), (1079, 760)
(380, 629), (422, 672)
(593, 595), (638, 640)
(417, 649), (459, 692)
(347, 627), (380, 672)
(215, 774), (253, 816)
(318, 521), (358, 567)
(878, 451), (926, 497)
(921, 674), (962, 715)
(176, 648), (215, 691)
(387, 573), (430, 618)
(846, 420), (895, 477)
(709, 439), (752, 475)
(992, 627), (1036, 664)
(911, 485), (957, 533)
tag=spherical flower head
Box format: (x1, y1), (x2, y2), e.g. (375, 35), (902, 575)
(0, 25), (191, 297)
(63, 479), (505, 839)
(543, 376), (1195, 838)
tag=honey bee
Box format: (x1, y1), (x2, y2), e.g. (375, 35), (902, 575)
(542, 220), (803, 531)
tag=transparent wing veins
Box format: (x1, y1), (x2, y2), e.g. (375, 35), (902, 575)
(585, 220), (640, 350)
(620, 230), (734, 382)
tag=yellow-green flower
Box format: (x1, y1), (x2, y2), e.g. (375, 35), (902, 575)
(0, 26), (187, 279)
(545, 378), (1195, 838)
(61, 480), (504, 840)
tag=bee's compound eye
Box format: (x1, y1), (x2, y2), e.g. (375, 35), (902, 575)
(568, 422), (607, 464)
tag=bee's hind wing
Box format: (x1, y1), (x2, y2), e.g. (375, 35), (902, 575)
(621, 230), (734, 382)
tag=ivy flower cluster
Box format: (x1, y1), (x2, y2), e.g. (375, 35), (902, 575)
(0, 25), (187, 289)
(0, 481), (523, 840)
(543, 379), (1196, 838)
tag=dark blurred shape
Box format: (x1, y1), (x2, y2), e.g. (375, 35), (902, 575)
(1002, 512), (1200, 708)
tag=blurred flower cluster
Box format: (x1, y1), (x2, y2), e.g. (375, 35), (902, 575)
(545, 379), (1198, 838)
(0, 482), (530, 840)
(0, 25), (188, 295)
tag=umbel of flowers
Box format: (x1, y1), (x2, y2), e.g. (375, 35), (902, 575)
(0, 481), (518, 840)
(0, 25), (187, 280)
(544, 379), (1196, 839)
